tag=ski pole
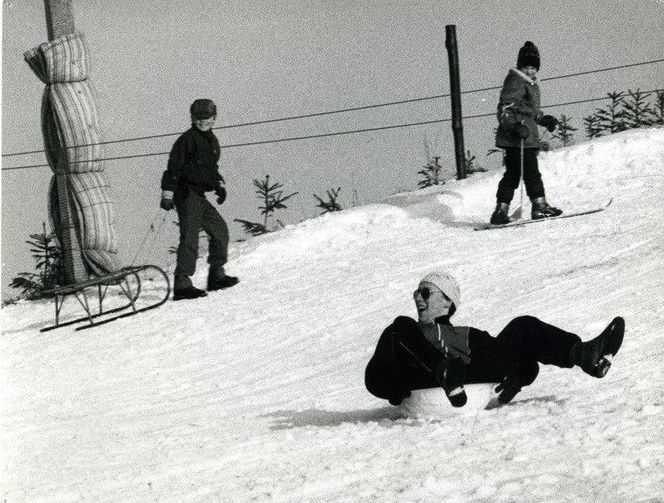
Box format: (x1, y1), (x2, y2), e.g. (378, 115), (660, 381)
(519, 136), (524, 220)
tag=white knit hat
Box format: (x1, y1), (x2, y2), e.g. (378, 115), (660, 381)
(419, 270), (461, 308)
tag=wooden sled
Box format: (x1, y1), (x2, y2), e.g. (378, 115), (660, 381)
(40, 265), (171, 332)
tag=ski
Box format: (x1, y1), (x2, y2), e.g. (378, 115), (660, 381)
(474, 198), (613, 231)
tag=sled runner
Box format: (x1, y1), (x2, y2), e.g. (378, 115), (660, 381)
(40, 265), (170, 332)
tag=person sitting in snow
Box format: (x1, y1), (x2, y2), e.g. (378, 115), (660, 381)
(491, 41), (562, 225)
(160, 99), (239, 300)
(365, 270), (624, 407)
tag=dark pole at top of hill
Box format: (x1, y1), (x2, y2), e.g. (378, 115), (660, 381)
(445, 25), (466, 180)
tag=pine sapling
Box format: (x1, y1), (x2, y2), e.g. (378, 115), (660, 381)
(314, 187), (343, 214)
(464, 150), (487, 174)
(552, 114), (577, 147)
(594, 91), (627, 135)
(235, 175), (299, 236)
(648, 89), (664, 125)
(418, 156), (446, 188)
(621, 89), (653, 129)
(9, 222), (62, 299)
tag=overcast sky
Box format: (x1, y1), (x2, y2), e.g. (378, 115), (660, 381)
(2, 0), (662, 298)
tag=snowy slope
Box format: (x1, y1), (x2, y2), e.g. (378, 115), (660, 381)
(2, 128), (664, 503)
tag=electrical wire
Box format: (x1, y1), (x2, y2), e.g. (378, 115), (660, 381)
(3, 58), (663, 159)
(2, 88), (662, 172)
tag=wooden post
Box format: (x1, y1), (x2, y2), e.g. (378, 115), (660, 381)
(445, 25), (466, 180)
(44, 0), (75, 39)
(43, 0), (86, 284)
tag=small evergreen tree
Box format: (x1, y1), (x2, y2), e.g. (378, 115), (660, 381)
(9, 222), (62, 299)
(235, 175), (299, 236)
(621, 89), (653, 129)
(314, 187), (342, 214)
(552, 114), (577, 147)
(583, 114), (603, 139)
(593, 91), (627, 135)
(464, 150), (487, 174)
(650, 90), (664, 125)
(417, 156), (445, 188)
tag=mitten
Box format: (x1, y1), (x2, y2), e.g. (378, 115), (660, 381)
(514, 123), (530, 139)
(215, 185), (227, 205)
(160, 190), (174, 211)
(540, 114), (559, 132)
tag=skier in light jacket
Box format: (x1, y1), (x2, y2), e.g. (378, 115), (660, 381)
(365, 270), (624, 407)
(491, 41), (562, 225)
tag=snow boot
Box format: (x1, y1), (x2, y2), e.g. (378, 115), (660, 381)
(490, 202), (511, 225)
(531, 197), (563, 220)
(208, 275), (239, 291)
(570, 317), (625, 378)
(207, 266), (239, 291)
(436, 357), (467, 408)
(173, 275), (207, 301)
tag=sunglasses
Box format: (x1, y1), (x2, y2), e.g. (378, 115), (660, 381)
(413, 287), (433, 300)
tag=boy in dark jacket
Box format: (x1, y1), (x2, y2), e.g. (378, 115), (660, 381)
(160, 99), (239, 300)
(491, 41), (562, 225)
(365, 270), (624, 407)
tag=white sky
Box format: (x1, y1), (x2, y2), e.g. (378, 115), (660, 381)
(1, 0), (663, 298)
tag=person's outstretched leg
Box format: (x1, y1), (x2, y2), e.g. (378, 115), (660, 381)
(494, 315), (625, 403)
(493, 315), (580, 403)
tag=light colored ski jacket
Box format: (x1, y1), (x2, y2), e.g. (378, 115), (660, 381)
(495, 68), (546, 149)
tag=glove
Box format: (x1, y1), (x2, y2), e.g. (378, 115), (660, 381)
(540, 114), (559, 132)
(160, 190), (175, 211)
(160, 197), (174, 211)
(215, 185), (227, 205)
(514, 123), (530, 139)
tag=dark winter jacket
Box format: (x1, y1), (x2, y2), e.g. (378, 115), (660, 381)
(495, 68), (547, 149)
(161, 126), (223, 194)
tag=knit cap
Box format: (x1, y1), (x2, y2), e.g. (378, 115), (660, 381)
(517, 41), (540, 71)
(419, 270), (461, 308)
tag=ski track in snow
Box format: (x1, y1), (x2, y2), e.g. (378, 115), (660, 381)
(2, 128), (664, 502)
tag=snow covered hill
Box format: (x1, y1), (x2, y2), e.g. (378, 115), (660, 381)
(2, 128), (664, 502)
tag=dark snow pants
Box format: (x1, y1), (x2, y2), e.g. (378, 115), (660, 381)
(174, 188), (229, 278)
(496, 147), (545, 204)
(364, 316), (580, 403)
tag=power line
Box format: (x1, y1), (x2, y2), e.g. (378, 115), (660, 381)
(2, 88), (662, 172)
(3, 58), (663, 159)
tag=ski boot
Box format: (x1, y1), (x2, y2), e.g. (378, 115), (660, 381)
(570, 317), (625, 378)
(436, 357), (467, 408)
(173, 275), (207, 301)
(490, 202), (511, 225)
(531, 197), (563, 220)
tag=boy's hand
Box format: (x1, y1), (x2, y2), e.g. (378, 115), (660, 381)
(160, 197), (174, 211)
(514, 123), (530, 139)
(215, 185), (227, 205)
(540, 115), (559, 132)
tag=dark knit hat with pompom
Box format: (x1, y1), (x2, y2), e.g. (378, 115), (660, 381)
(517, 41), (540, 71)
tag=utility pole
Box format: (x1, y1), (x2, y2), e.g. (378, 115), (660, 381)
(42, 0), (86, 284)
(445, 25), (466, 180)
(44, 0), (75, 39)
